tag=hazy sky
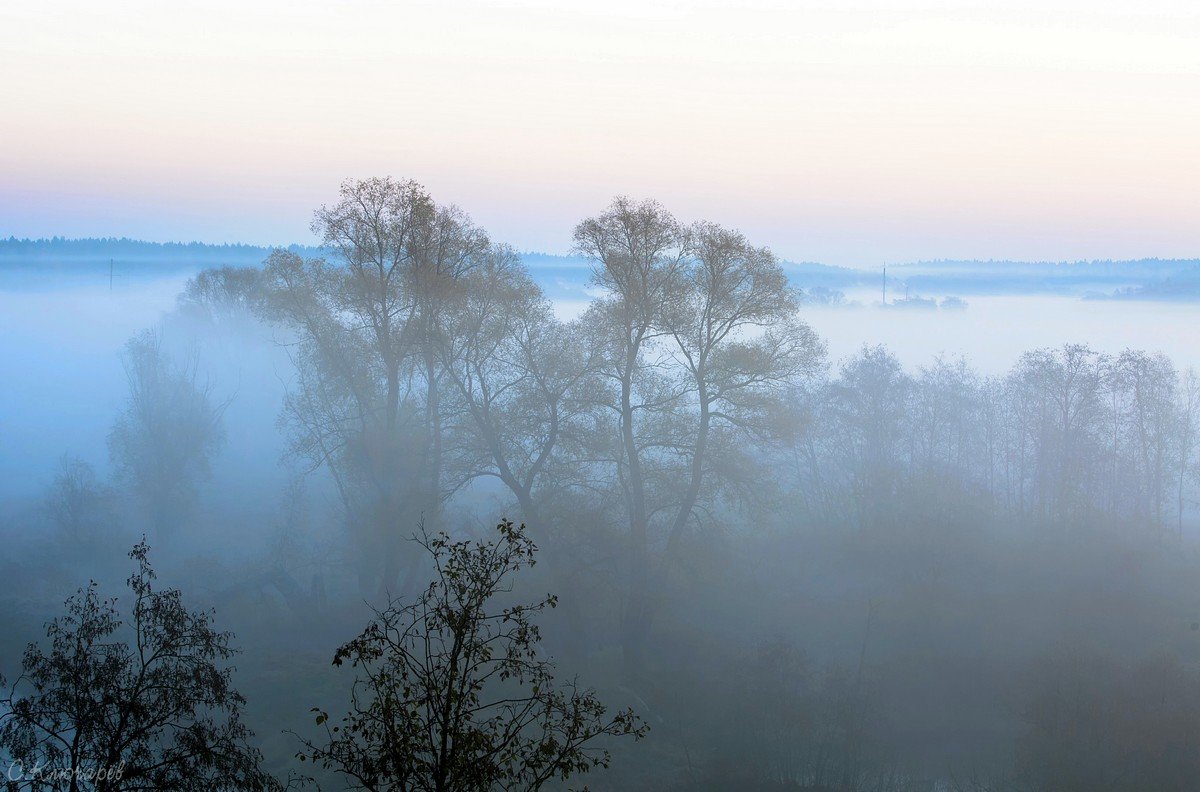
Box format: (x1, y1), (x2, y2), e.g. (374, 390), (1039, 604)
(2, 0), (1199, 266)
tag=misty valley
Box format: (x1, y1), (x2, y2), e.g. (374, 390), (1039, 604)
(4, 180), (1200, 792)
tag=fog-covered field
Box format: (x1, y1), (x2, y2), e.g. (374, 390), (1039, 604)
(0, 273), (288, 502)
(806, 292), (1200, 374)
(11, 0), (1200, 783)
(5, 272), (1196, 500)
(4, 194), (1200, 791)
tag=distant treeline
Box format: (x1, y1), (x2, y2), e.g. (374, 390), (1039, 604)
(893, 257), (1200, 296)
(808, 257), (1200, 298)
(1100, 264), (1200, 301)
(4, 237), (1200, 299)
(0, 237), (326, 273)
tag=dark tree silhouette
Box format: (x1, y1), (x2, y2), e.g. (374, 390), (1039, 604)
(0, 542), (278, 792)
(296, 519), (646, 791)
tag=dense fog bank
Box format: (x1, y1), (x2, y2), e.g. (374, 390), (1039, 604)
(3, 180), (1200, 791)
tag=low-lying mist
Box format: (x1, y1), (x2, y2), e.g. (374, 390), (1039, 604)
(3, 180), (1200, 791)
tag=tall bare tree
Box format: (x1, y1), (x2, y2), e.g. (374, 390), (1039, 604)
(574, 198), (823, 682)
(261, 178), (487, 596)
(44, 454), (112, 544)
(107, 330), (226, 540)
(1006, 344), (1107, 527)
(1176, 369), (1200, 537)
(1109, 350), (1177, 529)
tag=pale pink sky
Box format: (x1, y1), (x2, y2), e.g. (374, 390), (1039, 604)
(2, 0), (1199, 266)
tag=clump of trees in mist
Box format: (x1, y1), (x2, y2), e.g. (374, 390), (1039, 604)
(0, 542), (278, 791)
(794, 343), (1199, 535)
(251, 179), (824, 682)
(7, 176), (1200, 791)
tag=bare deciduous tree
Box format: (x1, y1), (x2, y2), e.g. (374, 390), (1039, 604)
(261, 178), (488, 595)
(107, 330), (226, 539)
(574, 198), (824, 682)
(44, 454), (111, 543)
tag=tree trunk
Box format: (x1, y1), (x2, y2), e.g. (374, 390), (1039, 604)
(619, 340), (650, 687)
